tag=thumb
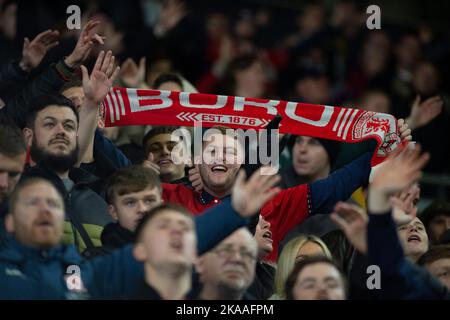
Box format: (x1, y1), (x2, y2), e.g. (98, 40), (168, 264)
(330, 212), (349, 233)
(23, 37), (30, 49)
(413, 95), (421, 108)
(139, 57), (146, 70)
(147, 152), (155, 162)
(80, 65), (89, 83)
(121, 58), (132, 71)
(234, 169), (246, 188)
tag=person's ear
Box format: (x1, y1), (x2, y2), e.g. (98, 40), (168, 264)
(22, 127), (33, 146)
(4, 214), (14, 233)
(132, 243), (146, 262)
(195, 255), (205, 274)
(107, 204), (119, 221)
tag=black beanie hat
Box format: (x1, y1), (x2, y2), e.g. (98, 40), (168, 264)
(287, 135), (340, 167)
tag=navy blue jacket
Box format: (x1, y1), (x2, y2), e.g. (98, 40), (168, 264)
(0, 198), (248, 299)
(367, 211), (450, 299)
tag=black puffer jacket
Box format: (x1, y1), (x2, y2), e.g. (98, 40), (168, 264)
(0, 60), (29, 101)
(100, 223), (135, 251)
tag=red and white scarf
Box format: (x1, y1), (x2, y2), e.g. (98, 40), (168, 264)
(102, 88), (402, 166)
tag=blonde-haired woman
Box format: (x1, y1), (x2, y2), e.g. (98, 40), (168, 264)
(270, 234), (332, 299)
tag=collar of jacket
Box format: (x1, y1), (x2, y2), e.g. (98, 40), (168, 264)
(280, 165), (308, 188)
(100, 223), (134, 247)
(24, 161), (100, 190)
(198, 190), (230, 205)
(0, 236), (82, 266)
(132, 281), (163, 300)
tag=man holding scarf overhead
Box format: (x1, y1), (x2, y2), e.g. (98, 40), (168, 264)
(79, 88), (412, 263)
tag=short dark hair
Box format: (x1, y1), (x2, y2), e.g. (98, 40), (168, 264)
(0, 116), (26, 157)
(105, 165), (162, 204)
(59, 80), (83, 94)
(284, 256), (347, 300)
(134, 203), (193, 242)
(223, 54), (258, 95)
(8, 177), (63, 213)
(417, 245), (450, 267)
(420, 200), (450, 229)
(152, 72), (183, 90)
(142, 126), (179, 156)
(25, 94), (79, 129)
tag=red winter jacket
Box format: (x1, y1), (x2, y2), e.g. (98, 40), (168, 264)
(162, 183), (310, 263)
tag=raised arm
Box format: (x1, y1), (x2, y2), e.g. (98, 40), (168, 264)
(310, 151), (371, 215)
(0, 29), (59, 101)
(366, 145), (448, 299)
(76, 50), (119, 167)
(310, 119), (412, 215)
(196, 167), (281, 254)
(2, 22), (103, 128)
(86, 166), (281, 298)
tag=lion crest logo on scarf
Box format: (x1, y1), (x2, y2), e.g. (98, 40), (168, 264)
(352, 111), (401, 157)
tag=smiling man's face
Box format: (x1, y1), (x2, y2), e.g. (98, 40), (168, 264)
(198, 133), (243, 196)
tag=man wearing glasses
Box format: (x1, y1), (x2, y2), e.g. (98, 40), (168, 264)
(196, 228), (258, 300)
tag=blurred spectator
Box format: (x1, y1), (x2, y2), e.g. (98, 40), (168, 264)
(0, 116), (26, 208)
(347, 31), (392, 98)
(0, 0), (18, 64)
(247, 215), (276, 300)
(418, 244), (450, 290)
(284, 256), (347, 300)
(102, 166), (163, 251)
(204, 12), (232, 66)
(151, 0), (207, 83)
(0, 177), (143, 299)
(324, 182), (422, 299)
(291, 68), (332, 104)
(145, 59), (174, 88)
(196, 228), (258, 300)
(132, 204), (197, 299)
(21, 95), (112, 252)
(412, 62), (440, 98)
(142, 126), (188, 183)
(419, 200), (450, 245)
(221, 54), (270, 98)
(397, 216), (429, 263)
(390, 32), (422, 118)
(0, 115), (26, 244)
(272, 234), (332, 299)
(281, 135), (339, 188)
(84, 12), (124, 60)
(366, 144), (449, 299)
(360, 89), (392, 114)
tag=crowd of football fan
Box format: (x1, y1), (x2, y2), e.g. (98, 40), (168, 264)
(0, 0), (449, 300)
